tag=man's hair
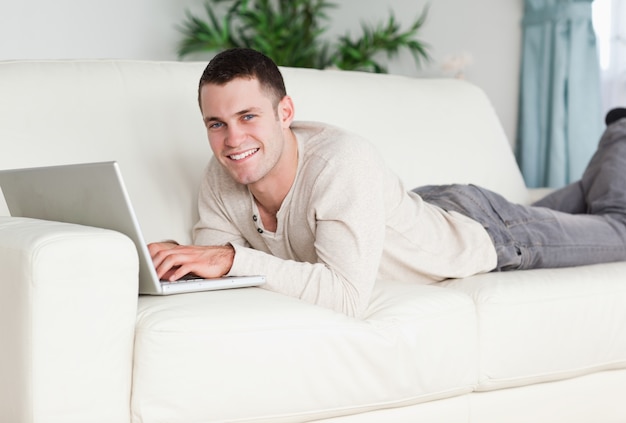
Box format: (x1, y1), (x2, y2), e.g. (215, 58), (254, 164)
(198, 48), (287, 108)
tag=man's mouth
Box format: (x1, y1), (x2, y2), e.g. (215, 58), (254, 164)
(228, 148), (259, 161)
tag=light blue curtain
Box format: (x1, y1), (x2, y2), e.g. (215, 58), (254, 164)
(516, 0), (604, 188)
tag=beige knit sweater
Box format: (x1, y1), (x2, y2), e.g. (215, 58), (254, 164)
(194, 122), (496, 317)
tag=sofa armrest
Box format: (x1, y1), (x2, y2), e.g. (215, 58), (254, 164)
(0, 217), (138, 423)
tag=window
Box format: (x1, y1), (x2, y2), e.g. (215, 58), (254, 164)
(592, 0), (626, 112)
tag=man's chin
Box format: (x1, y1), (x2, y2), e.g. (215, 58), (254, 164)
(230, 171), (262, 186)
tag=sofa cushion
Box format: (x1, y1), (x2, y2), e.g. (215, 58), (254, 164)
(441, 262), (626, 391)
(132, 281), (478, 422)
(1, 61), (529, 251)
(0, 60), (210, 246)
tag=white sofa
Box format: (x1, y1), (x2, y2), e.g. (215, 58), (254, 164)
(1, 60), (626, 423)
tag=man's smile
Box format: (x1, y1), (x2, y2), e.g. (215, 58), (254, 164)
(228, 148), (259, 161)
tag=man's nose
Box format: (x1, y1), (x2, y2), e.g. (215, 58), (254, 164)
(225, 124), (245, 147)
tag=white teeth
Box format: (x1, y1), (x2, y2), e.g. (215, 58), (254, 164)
(229, 148), (258, 161)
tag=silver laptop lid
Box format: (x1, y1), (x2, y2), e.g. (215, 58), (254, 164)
(0, 161), (265, 294)
(0, 161), (166, 293)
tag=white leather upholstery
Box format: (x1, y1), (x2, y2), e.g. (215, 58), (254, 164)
(1, 60), (624, 423)
(0, 60), (528, 245)
(133, 282), (477, 422)
(0, 217), (138, 423)
(442, 263), (626, 390)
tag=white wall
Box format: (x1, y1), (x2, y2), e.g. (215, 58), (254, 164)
(330, 0), (523, 146)
(0, 0), (523, 144)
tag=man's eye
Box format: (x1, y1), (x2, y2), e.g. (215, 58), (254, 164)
(242, 114), (254, 121)
(208, 122), (223, 129)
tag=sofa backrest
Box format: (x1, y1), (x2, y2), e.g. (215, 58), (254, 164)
(0, 60), (528, 244)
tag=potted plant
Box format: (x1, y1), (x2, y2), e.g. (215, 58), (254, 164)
(177, 0), (430, 73)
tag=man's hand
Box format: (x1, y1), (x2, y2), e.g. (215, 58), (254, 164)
(147, 242), (235, 281)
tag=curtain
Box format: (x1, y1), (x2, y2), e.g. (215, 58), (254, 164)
(516, 0), (604, 188)
(594, 0), (626, 112)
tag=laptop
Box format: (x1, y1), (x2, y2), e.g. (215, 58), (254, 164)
(0, 161), (266, 295)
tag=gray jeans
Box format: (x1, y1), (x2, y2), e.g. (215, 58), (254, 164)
(413, 119), (626, 271)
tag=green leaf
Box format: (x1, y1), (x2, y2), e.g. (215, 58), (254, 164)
(177, 0), (429, 73)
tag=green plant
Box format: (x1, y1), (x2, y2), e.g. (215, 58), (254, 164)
(177, 0), (430, 73)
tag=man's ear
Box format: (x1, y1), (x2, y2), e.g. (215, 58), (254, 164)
(277, 95), (295, 128)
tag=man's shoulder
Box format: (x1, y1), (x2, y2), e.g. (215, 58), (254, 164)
(292, 121), (386, 188)
(292, 121), (362, 141)
(292, 121), (375, 160)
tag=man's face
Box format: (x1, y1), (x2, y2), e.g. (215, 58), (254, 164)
(199, 78), (293, 187)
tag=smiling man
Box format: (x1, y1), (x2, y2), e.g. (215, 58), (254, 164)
(148, 48), (497, 317)
(149, 48), (626, 318)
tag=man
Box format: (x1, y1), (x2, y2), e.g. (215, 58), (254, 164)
(149, 48), (626, 318)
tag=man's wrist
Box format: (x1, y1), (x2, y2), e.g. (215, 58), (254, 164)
(219, 244), (235, 276)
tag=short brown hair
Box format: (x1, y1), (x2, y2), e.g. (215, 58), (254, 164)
(198, 48), (287, 108)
